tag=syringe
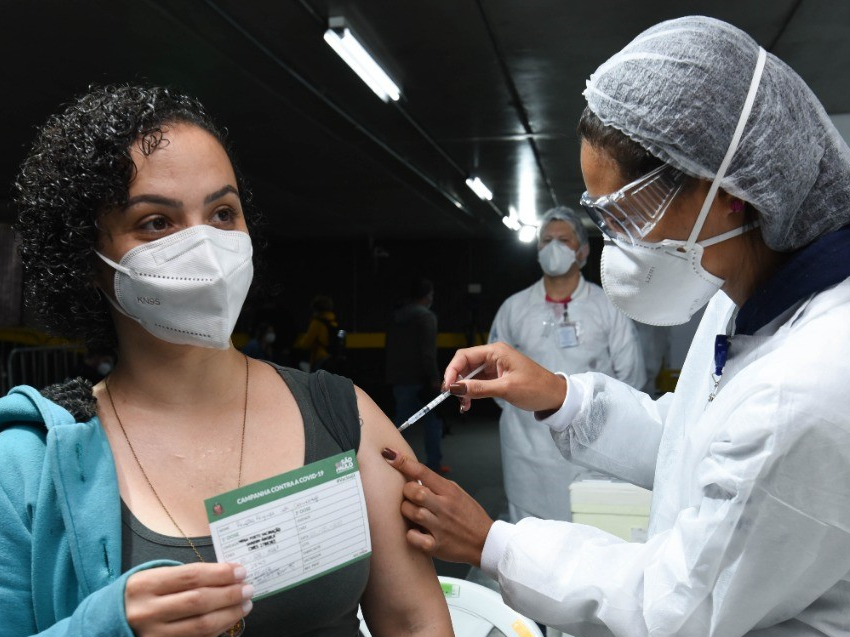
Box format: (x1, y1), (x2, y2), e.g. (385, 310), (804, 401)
(397, 363), (487, 432)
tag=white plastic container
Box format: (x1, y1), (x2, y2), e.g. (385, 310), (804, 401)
(569, 479), (652, 542)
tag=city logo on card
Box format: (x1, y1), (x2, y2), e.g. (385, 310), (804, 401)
(335, 456), (354, 474)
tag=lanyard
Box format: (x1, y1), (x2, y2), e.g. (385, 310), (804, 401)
(708, 335), (728, 403)
(708, 311), (738, 403)
(545, 294), (571, 322)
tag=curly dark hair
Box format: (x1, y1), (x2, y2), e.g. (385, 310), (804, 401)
(13, 84), (260, 348)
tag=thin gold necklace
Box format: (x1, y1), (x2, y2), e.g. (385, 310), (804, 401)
(104, 354), (249, 637)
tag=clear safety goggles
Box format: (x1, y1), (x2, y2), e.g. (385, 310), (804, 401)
(580, 164), (686, 245)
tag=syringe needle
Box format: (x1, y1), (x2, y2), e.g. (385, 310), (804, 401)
(397, 391), (450, 432)
(397, 363), (487, 432)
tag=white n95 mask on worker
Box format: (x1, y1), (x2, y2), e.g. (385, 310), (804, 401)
(96, 225), (254, 349)
(602, 46), (768, 326)
(600, 224), (755, 326)
(538, 241), (577, 276)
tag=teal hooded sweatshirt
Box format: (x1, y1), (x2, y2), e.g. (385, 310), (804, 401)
(0, 385), (177, 636)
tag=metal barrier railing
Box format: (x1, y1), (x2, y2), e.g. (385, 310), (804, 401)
(3, 344), (85, 395)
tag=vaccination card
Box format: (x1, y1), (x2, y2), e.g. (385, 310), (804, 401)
(205, 451), (371, 600)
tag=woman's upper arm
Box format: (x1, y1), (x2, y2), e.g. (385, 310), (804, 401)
(353, 387), (453, 637)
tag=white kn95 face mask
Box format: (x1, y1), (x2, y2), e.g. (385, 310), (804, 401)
(601, 47), (768, 326)
(600, 223), (757, 326)
(96, 225), (254, 349)
(538, 241), (577, 276)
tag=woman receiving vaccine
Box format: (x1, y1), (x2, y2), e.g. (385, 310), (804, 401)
(1, 85), (452, 637)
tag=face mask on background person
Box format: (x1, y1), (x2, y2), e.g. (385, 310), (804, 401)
(97, 360), (114, 376)
(538, 240), (577, 276)
(96, 225), (254, 349)
(263, 331), (276, 345)
(601, 224), (756, 326)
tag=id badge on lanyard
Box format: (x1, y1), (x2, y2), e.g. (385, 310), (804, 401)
(557, 304), (579, 348)
(557, 320), (579, 348)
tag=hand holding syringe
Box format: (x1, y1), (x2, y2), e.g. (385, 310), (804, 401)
(397, 363), (487, 432)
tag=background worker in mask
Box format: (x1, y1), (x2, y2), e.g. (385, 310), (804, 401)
(0, 84), (452, 637)
(489, 206), (644, 524)
(383, 15), (850, 637)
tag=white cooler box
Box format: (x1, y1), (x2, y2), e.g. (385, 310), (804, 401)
(569, 479), (652, 542)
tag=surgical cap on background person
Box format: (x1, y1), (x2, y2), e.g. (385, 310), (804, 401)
(537, 206), (590, 265)
(583, 15), (850, 252)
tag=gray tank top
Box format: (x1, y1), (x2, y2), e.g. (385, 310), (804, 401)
(121, 366), (370, 636)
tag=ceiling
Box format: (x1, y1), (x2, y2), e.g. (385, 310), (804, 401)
(1, 0), (848, 241)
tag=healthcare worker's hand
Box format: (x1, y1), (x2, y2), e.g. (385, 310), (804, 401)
(382, 447), (493, 567)
(125, 562), (253, 637)
(443, 342), (567, 415)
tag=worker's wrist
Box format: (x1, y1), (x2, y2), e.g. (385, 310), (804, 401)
(480, 520), (518, 579)
(534, 373), (585, 431)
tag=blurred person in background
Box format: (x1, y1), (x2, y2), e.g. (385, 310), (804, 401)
(294, 294), (338, 372)
(241, 320), (277, 361)
(386, 276), (449, 474)
(72, 346), (117, 385)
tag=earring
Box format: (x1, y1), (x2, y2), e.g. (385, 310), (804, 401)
(730, 199), (746, 213)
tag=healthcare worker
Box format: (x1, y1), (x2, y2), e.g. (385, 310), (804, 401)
(383, 15), (850, 637)
(489, 206), (645, 523)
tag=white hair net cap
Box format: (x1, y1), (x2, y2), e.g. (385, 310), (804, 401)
(537, 206), (589, 266)
(583, 15), (850, 251)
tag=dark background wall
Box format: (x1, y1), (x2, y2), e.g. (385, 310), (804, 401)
(243, 234), (604, 334)
(239, 233), (605, 414)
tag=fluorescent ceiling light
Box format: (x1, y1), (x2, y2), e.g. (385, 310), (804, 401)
(502, 215), (520, 231)
(465, 176), (493, 201)
(502, 206), (520, 230)
(324, 19), (400, 102)
(518, 225), (537, 243)
(504, 205), (537, 240)
(518, 168), (537, 224)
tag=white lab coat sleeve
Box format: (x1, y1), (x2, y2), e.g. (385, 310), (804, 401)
(606, 306), (647, 390)
(549, 372), (669, 489)
(494, 379), (850, 637)
(536, 373), (582, 433)
(488, 298), (516, 411)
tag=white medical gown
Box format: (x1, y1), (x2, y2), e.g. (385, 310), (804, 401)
(492, 281), (850, 636)
(489, 276), (645, 521)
